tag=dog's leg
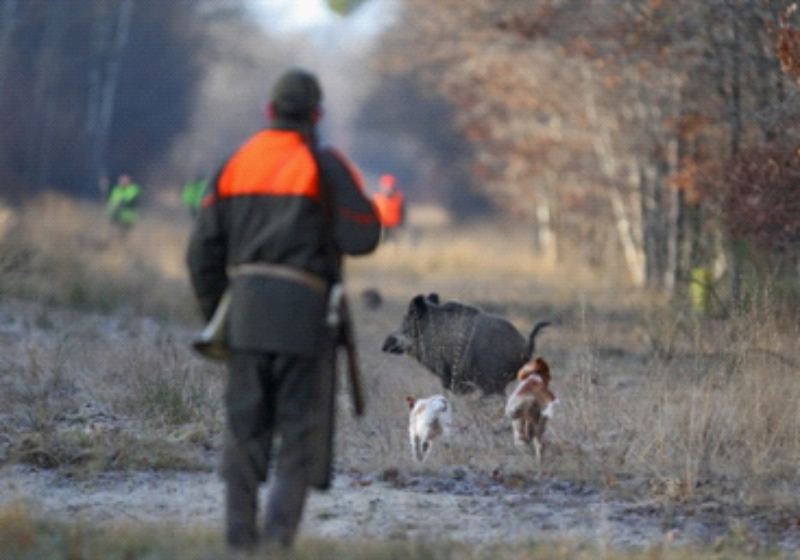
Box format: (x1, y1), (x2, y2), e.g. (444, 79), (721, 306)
(533, 436), (543, 466)
(421, 438), (431, 461)
(414, 434), (425, 462)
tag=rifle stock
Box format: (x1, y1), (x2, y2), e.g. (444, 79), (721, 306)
(192, 290), (231, 361)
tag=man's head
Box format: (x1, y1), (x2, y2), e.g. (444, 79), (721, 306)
(269, 69), (322, 123)
(379, 174), (396, 192)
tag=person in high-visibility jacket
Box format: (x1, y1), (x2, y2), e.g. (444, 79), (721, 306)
(106, 174), (141, 232)
(372, 174), (405, 239)
(187, 68), (379, 551)
(181, 177), (207, 216)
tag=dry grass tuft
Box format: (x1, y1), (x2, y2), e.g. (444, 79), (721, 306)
(0, 194), (225, 473)
(0, 191), (197, 321)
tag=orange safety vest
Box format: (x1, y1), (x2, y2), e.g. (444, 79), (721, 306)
(207, 130), (320, 205)
(373, 189), (404, 228)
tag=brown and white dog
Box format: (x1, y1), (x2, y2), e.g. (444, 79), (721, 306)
(406, 394), (452, 462)
(505, 356), (557, 461)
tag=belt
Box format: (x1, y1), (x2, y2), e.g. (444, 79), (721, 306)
(228, 263), (327, 292)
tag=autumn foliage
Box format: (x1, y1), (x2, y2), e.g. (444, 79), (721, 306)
(376, 0), (800, 290)
(770, 4), (800, 83)
(703, 5), (800, 261)
(700, 145), (800, 258)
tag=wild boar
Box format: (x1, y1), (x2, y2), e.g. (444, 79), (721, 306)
(381, 293), (550, 395)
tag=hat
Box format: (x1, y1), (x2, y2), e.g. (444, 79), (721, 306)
(270, 69), (322, 121)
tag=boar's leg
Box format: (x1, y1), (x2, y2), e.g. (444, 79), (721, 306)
(440, 363), (453, 391)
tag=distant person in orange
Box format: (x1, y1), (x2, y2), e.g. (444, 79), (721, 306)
(372, 174), (405, 240)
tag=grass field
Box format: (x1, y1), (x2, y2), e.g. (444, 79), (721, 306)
(1, 192), (799, 558)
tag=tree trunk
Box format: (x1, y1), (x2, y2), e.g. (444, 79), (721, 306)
(32, 0), (70, 189)
(727, 10), (743, 309)
(536, 172), (558, 265)
(639, 161), (665, 288)
(87, 0), (135, 197)
(664, 78), (683, 292)
(584, 63), (648, 286)
(610, 183), (646, 287)
(0, 0), (16, 100)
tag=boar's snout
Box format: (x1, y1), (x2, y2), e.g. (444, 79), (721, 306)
(382, 333), (407, 354)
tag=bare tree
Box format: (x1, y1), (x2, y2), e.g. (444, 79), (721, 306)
(0, 0), (207, 201)
(86, 0), (135, 197)
(30, 0), (72, 189)
(0, 0), (16, 102)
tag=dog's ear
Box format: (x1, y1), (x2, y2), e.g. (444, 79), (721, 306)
(533, 357), (551, 386)
(406, 396), (416, 409)
(426, 293), (440, 305)
(517, 361), (535, 381)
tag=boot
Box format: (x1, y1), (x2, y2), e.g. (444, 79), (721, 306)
(262, 473), (308, 548)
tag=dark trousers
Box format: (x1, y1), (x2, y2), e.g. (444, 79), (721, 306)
(221, 348), (333, 549)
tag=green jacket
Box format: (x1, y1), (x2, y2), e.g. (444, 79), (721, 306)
(107, 182), (141, 225)
(182, 179), (207, 213)
(186, 122), (380, 354)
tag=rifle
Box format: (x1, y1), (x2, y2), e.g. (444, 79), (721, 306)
(327, 284), (365, 416)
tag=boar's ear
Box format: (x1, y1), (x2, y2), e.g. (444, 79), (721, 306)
(406, 396), (416, 409)
(426, 293), (440, 304)
(410, 295), (429, 317)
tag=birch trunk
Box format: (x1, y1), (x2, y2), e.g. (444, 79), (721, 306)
(537, 171), (558, 265)
(664, 78), (683, 292)
(610, 186), (646, 287)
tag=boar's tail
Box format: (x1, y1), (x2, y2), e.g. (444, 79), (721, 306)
(525, 321), (551, 360)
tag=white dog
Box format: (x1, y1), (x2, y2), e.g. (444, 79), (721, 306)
(406, 394), (452, 462)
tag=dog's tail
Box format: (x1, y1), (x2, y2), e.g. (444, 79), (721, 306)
(525, 321), (551, 360)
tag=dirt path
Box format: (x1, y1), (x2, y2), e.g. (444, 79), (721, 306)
(3, 463), (799, 552)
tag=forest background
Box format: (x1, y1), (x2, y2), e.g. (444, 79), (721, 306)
(1, 0), (800, 308)
(2, 3), (800, 556)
